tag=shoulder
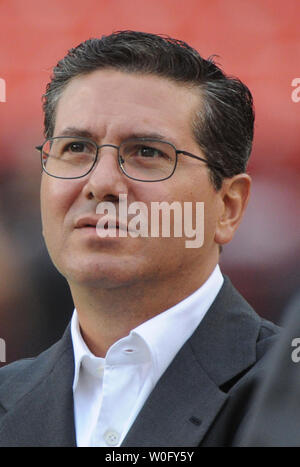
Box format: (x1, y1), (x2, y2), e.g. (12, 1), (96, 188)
(193, 275), (280, 363)
(0, 343), (54, 384)
(197, 279), (280, 446)
(0, 357), (36, 382)
(0, 326), (73, 406)
(190, 275), (281, 403)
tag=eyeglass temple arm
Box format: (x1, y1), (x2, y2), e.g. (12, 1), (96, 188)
(177, 150), (221, 171)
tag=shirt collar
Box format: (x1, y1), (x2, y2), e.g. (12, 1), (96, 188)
(132, 264), (223, 383)
(71, 313), (152, 391)
(71, 312), (104, 390)
(71, 264), (223, 390)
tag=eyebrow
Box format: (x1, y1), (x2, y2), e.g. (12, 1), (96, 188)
(56, 127), (176, 145)
(56, 127), (97, 139)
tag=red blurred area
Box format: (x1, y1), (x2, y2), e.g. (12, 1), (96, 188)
(0, 0), (299, 171)
(0, 0), (299, 363)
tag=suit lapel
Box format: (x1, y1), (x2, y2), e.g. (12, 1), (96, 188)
(122, 340), (228, 447)
(0, 327), (76, 447)
(122, 276), (261, 447)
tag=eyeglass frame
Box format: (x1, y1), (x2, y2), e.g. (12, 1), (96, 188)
(36, 136), (221, 183)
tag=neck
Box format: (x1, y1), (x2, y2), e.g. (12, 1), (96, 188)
(69, 261), (218, 357)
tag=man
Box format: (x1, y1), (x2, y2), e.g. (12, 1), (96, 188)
(0, 31), (279, 447)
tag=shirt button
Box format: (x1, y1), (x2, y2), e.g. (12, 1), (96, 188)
(97, 366), (104, 376)
(104, 429), (120, 446)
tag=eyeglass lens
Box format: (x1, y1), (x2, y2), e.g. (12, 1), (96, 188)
(41, 137), (177, 181)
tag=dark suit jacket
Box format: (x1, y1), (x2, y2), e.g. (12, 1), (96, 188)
(0, 277), (279, 447)
(236, 289), (300, 446)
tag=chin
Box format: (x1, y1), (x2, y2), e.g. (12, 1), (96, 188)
(60, 258), (143, 290)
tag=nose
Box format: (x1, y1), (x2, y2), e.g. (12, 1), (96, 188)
(82, 145), (129, 202)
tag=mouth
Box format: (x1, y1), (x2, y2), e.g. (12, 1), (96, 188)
(97, 221), (120, 231)
(75, 216), (123, 231)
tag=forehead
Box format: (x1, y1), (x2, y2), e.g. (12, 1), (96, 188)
(53, 69), (201, 146)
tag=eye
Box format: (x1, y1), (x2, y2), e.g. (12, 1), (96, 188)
(138, 146), (163, 158)
(64, 141), (89, 153)
(121, 140), (173, 162)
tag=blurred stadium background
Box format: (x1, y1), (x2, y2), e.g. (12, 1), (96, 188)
(0, 0), (299, 365)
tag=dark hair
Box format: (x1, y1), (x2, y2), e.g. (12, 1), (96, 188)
(43, 30), (254, 189)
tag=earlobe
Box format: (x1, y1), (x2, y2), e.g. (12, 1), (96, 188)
(214, 174), (251, 245)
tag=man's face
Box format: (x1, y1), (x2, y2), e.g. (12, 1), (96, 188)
(40, 69), (223, 290)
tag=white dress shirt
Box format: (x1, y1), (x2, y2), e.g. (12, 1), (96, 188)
(71, 265), (224, 447)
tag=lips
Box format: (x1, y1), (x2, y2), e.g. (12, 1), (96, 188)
(75, 216), (125, 231)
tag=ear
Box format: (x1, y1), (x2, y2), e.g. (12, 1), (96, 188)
(214, 173), (251, 245)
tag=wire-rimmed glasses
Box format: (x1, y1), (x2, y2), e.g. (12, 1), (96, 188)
(36, 136), (218, 182)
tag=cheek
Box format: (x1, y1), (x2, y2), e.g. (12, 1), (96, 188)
(40, 176), (79, 240)
(132, 179), (184, 207)
(173, 178), (221, 245)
